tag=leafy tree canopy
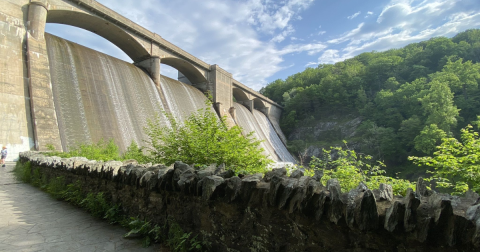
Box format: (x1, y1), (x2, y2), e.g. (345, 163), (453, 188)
(409, 117), (480, 195)
(260, 29), (480, 172)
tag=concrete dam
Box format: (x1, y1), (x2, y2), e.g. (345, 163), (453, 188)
(0, 0), (295, 163)
(45, 33), (295, 162)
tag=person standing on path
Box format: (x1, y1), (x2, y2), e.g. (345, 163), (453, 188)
(1, 146), (7, 167)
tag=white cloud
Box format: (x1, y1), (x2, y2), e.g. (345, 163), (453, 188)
(44, 0), (318, 90)
(309, 0), (480, 66)
(271, 25), (295, 43)
(44, 0), (480, 89)
(317, 49), (346, 64)
(347, 11), (361, 20)
(105, 0), (319, 90)
(280, 43), (327, 55)
(246, 0), (315, 34)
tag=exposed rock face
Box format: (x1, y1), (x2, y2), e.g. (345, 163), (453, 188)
(19, 152), (480, 251)
(289, 116), (363, 158)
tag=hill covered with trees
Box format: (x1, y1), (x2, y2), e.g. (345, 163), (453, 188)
(260, 29), (480, 177)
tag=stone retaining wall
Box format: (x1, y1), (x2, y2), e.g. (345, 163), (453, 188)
(19, 152), (480, 251)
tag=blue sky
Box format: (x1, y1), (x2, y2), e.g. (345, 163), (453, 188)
(46, 0), (480, 91)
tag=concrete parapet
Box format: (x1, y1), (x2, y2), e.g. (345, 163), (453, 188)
(19, 151), (480, 251)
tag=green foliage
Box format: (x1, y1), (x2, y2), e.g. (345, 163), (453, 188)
(13, 161), (32, 183)
(31, 168), (42, 187)
(419, 79), (459, 132)
(124, 218), (156, 247)
(167, 222), (204, 252)
(42, 107), (273, 176)
(310, 142), (415, 196)
(46, 143), (56, 151)
(60, 180), (84, 205)
(259, 29), (480, 173)
(122, 141), (148, 164)
(144, 104), (272, 175)
(123, 218), (206, 251)
(46, 176), (66, 199)
(414, 124), (447, 154)
(46, 139), (121, 161)
(81, 192), (112, 218)
(409, 118), (480, 194)
(45, 139), (149, 165)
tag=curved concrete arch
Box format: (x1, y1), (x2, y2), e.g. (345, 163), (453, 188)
(161, 57), (208, 85)
(232, 87), (250, 102)
(46, 9), (150, 62)
(253, 98), (266, 110)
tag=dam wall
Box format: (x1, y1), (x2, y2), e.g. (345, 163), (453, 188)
(45, 34), (293, 163)
(19, 152), (480, 251)
(0, 0), (291, 162)
(0, 0), (35, 161)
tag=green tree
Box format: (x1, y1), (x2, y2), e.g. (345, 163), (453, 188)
(410, 118), (480, 194)
(434, 58), (480, 98)
(398, 116), (423, 149)
(419, 80), (459, 132)
(258, 29), (480, 173)
(414, 124), (447, 154)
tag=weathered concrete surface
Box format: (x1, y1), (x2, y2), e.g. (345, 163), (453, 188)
(27, 1), (63, 152)
(0, 161), (161, 252)
(0, 0), (35, 161)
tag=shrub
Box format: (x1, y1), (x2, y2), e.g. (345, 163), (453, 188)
(144, 104), (272, 175)
(124, 218), (154, 247)
(46, 176), (66, 199)
(45, 139), (121, 161)
(13, 161), (32, 183)
(60, 180), (84, 205)
(81, 192), (111, 218)
(310, 141), (415, 196)
(167, 221), (203, 252)
(122, 140), (148, 163)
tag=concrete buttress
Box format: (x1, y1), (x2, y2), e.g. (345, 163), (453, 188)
(27, 0), (63, 151)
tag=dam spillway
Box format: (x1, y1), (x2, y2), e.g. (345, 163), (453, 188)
(45, 33), (294, 163)
(234, 103), (296, 163)
(46, 33), (208, 151)
(252, 110), (296, 163)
